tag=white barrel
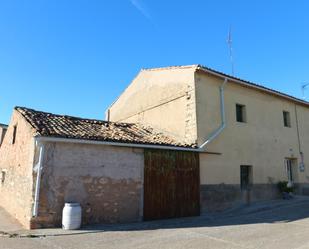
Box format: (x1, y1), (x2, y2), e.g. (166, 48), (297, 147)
(62, 203), (82, 230)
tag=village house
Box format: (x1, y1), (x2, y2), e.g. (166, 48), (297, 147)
(1, 64), (309, 229)
(108, 64), (309, 212)
(0, 107), (199, 229)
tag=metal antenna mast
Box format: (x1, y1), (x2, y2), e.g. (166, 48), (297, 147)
(227, 26), (234, 76)
(301, 83), (309, 100)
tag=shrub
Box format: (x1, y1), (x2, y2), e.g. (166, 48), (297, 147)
(277, 181), (294, 193)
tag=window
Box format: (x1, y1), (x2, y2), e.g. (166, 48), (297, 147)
(240, 165), (252, 190)
(236, 104), (246, 123)
(283, 111), (291, 127)
(12, 125), (17, 144)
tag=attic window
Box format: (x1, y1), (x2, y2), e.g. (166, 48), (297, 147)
(12, 125), (17, 144)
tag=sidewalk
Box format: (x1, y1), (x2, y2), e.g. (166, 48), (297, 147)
(0, 207), (24, 237)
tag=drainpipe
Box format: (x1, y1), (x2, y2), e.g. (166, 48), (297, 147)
(199, 78), (228, 149)
(32, 140), (45, 217)
(35, 78), (228, 153)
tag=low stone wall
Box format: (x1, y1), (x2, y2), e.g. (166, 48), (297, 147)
(200, 183), (280, 213)
(31, 143), (144, 229)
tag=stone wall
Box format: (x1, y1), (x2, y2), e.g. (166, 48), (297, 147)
(200, 184), (280, 213)
(0, 110), (36, 228)
(31, 142), (144, 228)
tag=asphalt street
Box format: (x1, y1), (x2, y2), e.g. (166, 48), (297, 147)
(2, 197), (309, 249)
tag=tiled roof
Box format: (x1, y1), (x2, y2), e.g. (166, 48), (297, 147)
(15, 107), (192, 148)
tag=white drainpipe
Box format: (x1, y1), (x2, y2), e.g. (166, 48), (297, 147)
(34, 79), (228, 153)
(29, 78), (228, 217)
(199, 78), (228, 149)
(32, 140), (45, 217)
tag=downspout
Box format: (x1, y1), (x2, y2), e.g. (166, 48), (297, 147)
(199, 78), (228, 149)
(35, 78), (228, 153)
(32, 140), (45, 217)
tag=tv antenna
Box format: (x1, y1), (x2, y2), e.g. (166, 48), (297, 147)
(227, 26), (235, 76)
(301, 83), (309, 100)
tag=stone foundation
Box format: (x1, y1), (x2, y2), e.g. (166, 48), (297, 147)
(200, 183), (280, 213)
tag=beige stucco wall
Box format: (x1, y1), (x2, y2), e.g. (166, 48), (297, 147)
(195, 71), (309, 186)
(32, 142), (144, 228)
(108, 66), (198, 144)
(0, 110), (36, 228)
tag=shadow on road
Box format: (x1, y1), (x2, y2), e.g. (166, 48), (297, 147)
(36, 197), (309, 237)
(2, 197), (309, 238)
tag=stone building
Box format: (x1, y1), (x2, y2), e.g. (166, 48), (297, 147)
(0, 107), (199, 229)
(108, 64), (309, 212)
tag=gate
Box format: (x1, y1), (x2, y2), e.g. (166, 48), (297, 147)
(143, 149), (200, 221)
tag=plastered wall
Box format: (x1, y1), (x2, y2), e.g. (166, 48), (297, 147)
(108, 66), (198, 145)
(195, 71), (309, 186)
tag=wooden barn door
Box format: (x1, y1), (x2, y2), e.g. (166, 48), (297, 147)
(143, 149), (200, 221)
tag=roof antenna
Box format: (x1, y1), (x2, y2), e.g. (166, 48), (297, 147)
(301, 83), (309, 100)
(227, 26), (235, 76)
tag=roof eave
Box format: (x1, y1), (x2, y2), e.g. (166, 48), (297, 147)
(34, 136), (200, 152)
(196, 66), (309, 107)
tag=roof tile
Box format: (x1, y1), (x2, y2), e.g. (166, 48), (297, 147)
(15, 107), (193, 148)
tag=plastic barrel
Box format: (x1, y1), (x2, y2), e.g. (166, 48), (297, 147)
(62, 203), (82, 230)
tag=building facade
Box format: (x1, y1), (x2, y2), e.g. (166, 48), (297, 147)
(0, 107), (199, 228)
(108, 65), (309, 211)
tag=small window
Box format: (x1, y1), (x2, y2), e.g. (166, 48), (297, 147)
(283, 111), (291, 127)
(240, 165), (252, 190)
(236, 104), (246, 123)
(12, 125), (17, 144)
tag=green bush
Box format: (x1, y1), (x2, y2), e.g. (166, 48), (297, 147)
(277, 181), (294, 193)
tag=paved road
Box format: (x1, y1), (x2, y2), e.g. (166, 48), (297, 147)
(2, 197), (309, 249)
